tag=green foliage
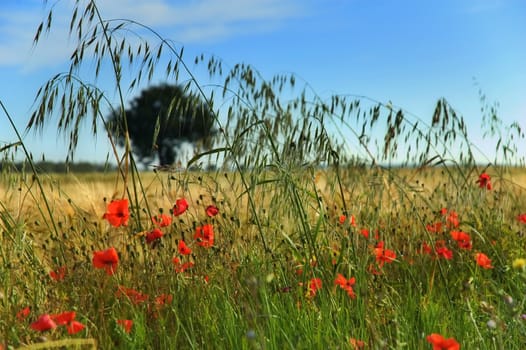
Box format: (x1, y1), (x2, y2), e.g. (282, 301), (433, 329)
(107, 84), (217, 167)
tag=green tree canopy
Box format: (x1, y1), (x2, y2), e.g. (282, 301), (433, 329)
(108, 84), (216, 167)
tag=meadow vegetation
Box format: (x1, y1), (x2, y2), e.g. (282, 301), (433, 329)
(1, 1), (526, 349)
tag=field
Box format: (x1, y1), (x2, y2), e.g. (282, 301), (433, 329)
(2, 165), (526, 349)
(2, 2), (526, 348)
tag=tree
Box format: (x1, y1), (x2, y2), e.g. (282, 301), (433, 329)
(108, 84), (216, 167)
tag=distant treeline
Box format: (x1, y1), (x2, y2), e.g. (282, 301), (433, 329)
(0, 161), (116, 173)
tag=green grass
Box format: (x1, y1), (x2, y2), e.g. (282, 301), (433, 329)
(1, 166), (526, 349)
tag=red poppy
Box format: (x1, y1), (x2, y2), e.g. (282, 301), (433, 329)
(51, 311), (76, 326)
(517, 213), (526, 224)
(426, 222), (443, 233)
(66, 320), (85, 334)
(103, 199), (129, 227)
(435, 241), (453, 260)
(450, 231), (472, 250)
(308, 277), (322, 297)
(426, 333), (460, 350)
(445, 210), (460, 228)
(334, 273), (356, 299)
(145, 228), (163, 244)
(178, 240), (192, 255)
(152, 213), (172, 227)
(475, 252), (493, 269)
(206, 205), (219, 217)
(339, 214), (356, 226)
(194, 224), (214, 248)
(476, 173), (492, 190)
(116, 285), (149, 304)
(172, 257), (195, 273)
(154, 294), (173, 307)
(49, 265), (67, 281)
(30, 314), (57, 332)
(16, 306), (30, 321)
(359, 228), (369, 239)
(349, 338), (365, 349)
(173, 198), (189, 216)
(420, 242), (433, 255)
(92, 247), (119, 275)
(374, 241), (396, 267)
(117, 319), (133, 333)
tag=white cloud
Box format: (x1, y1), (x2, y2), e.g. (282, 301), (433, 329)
(0, 0), (306, 70)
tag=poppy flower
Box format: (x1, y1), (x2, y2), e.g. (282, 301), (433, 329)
(334, 273), (356, 299)
(450, 231), (472, 250)
(434, 240), (453, 260)
(30, 314), (57, 331)
(359, 228), (369, 239)
(116, 285), (149, 304)
(173, 198), (189, 216)
(67, 320), (85, 334)
(51, 311), (76, 326)
(349, 338), (365, 349)
(517, 214), (526, 224)
(49, 265), (67, 281)
(374, 241), (396, 266)
(172, 257), (194, 273)
(339, 214), (356, 226)
(103, 199), (129, 227)
(117, 319), (133, 333)
(154, 294), (173, 307)
(16, 306), (30, 321)
(178, 240), (192, 255)
(426, 333), (460, 350)
(152, 213), (172, 227)
(476, 173), (492, 190)
(145, 228), (163, 244)
(194, 224), (214, 248)
(475, 252), (493, 269)
(308, 277), (322, 297)
(206, 205), (219, 217)
(92, 247), (119, 275)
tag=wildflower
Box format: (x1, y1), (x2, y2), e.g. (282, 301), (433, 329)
(435, 241), (453, 260)
(426, 333), (460, 350)
(30, 314), (57, 332)
(145, 228), (163, 244)
(339, 214), (356, 226)
(49, 266), (67, 281)
(307, 278), (322, 297)
(194, 224), (214, 248)
(420, 242), (433, 255)
(517, 214), (526, 224)
(117, 319), (133, 333)
(154, 294), (173, 307)
(152, 213), (171, 227)
(476, 173), (492, 190)
(374, 241), (396, 267)
(16, 306), (30, 321)
(426, 222), (443, 233)
(103, 199), (129, 227)
(173, 198), (188, 216)
(206, 205), (219, 217)
(359, 228), (369, 239)
(512, 258), (526, 270)
(116, 286), (149, 305)
(349, 338), (365, 349)
(67, 320), (85, 334)
(450, 231), (472, 250)
(92, 247), (119, 275)
(172, 257), (194, 273)
(50, 311), (76, 326)
(443, 209), (460, 228)
(475, 252), (493, 269)
(178, 240), (192, 255)
(334, 273), (356, 299)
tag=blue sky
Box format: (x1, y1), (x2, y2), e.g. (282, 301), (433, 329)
(0, 0), (525, 164)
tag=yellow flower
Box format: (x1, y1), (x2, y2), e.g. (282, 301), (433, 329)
(512, 258), (526, 270)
